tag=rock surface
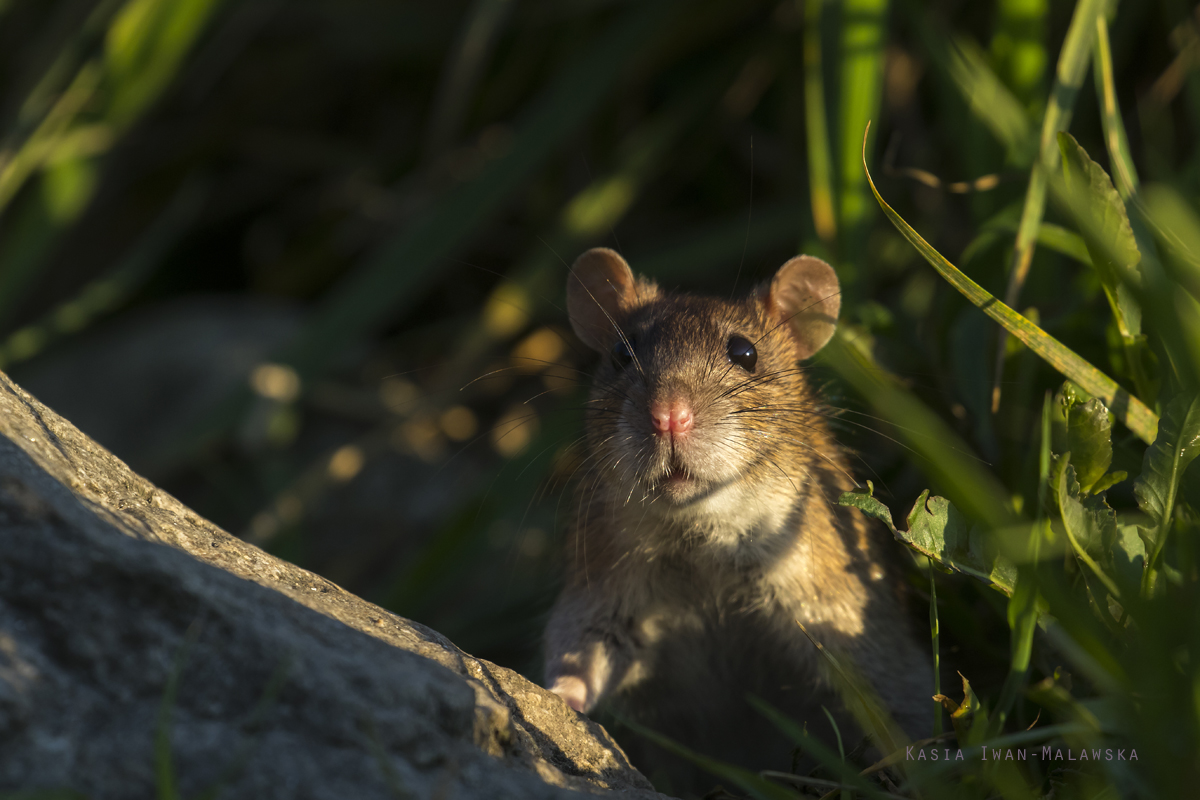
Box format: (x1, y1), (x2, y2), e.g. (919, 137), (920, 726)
(0, 371), (666, 799)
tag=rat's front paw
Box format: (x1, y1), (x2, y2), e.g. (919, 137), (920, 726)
(549, 674), (591, 713)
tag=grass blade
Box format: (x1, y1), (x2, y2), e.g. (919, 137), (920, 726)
(0, 176), (206, 368)
(1092, 13), (1139, 198)
(281, 1), (676, 380)
(836, 0), (889, 286)
(863, 122), (1159, 444)
(143, 1), (678, 470)
(617, 717), (798, 800)
(746, 696), (898, 800)
(948, 35), (1036, 165)
(928, 558), (942, 736)
(804, 0), (836, 246)
(423, 0), (515, 156)
(824, 330), (1015, 528)
(993, 0), (1107, 410)
(991, 0), (1049, 117)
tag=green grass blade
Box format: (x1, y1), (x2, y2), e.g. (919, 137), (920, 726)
(902, 4), (1034, 165)
(745, 697), (898, 800)
(1005, 0), (1106, 288)
(0, 63), (102, 215)
(804, 0), (836, 246)
(863, 124), (1159, 444)
(0, 177), (206, 369)
(142, 2), (678, 471)
(994, 0), (1107, 408)
(1, 0), (122, 150)
(962, 208), (1091, 267)
(1092, 14), (1139, 198)
(104, 0), (225, 127)
(991, 0), (1049, 117)
(836, 0), (889, 287)
(423, 0), (515, 156)
(948, 35), (1036, 165)
(928, 558), (942, 736)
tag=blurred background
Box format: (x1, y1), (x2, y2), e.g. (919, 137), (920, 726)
(0, 0), (1190, 695)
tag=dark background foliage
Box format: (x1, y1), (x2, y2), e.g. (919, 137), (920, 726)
(3, 0), (1198, 795)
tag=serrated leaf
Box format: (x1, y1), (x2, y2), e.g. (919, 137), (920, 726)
(1050, 388), (1114, 494)
(1058, 131), (1143, 338)
(839, 486), (1015, 595)
(1057, 454), (1123, 605)
(1090, 470), (1128, 495)
(1135, 393), (1200, 567)
(1046, 453), (1081, 514)
(837, 481), (896, 529)
(1110, 524), (1146, 591)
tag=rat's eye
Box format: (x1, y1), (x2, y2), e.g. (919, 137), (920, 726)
(727, 335), (757, 372)
(611, 339), (634, 370)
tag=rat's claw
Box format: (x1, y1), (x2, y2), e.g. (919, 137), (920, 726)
(549, 675), (590, 713)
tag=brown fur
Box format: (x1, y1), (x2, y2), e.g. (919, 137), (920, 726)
(545, 249), (930, 795)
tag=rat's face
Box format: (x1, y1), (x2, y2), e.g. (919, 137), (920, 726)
(566, 248), (841, 525)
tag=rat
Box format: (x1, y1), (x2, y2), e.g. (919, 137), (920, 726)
(543, 247), (931, 792)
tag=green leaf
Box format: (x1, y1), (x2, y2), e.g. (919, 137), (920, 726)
(1090, 470), (1128, 495)
(1110, 524), (1146, 592)
(862, 124), (1160, 445)
(838, 481), (894, 527)
(1135, 393), (1200, 575)
(839, 485), (1016, 595)
(933, 672), (981, 745)
(1057, 131), (1142, 338)
(1050, 386), (1114, 494)
(1060, 460), (1113, 566)
(1056, 456), (1121, 604)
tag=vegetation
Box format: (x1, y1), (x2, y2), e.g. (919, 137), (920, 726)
(1, 0), (1198, 797)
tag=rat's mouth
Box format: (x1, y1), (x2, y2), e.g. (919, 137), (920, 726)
(654, 458), (700, 501)
(663, 466), (689, 484)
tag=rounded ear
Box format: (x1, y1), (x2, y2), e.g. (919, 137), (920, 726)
(763, 255), (840, 360)
(567, 248), (637, 352)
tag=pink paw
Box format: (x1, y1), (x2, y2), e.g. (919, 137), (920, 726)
(549, 675), (590, 713)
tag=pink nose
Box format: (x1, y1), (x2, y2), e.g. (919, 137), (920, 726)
(651, 399), (694, 437)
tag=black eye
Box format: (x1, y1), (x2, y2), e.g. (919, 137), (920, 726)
(727, 335), (756, 372)
(611, 339), (634, 370)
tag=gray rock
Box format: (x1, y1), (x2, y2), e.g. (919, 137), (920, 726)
(0, 371), (668, 799)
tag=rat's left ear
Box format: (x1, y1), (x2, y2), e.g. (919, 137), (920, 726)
(761, 255), (840, 360)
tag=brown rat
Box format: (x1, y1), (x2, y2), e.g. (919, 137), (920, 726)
(543, 247), (931, 792)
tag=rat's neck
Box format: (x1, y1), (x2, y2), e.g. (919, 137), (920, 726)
(633, 467), (820, 564)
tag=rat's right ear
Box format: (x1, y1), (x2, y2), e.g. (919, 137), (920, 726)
(763, 255), (841, 360)
(567, 248), (638, 352)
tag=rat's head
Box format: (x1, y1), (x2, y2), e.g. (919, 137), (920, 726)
(567, 247), (841, 523)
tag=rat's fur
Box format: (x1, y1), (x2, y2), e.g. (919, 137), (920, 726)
(544, 248), (930, 794)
